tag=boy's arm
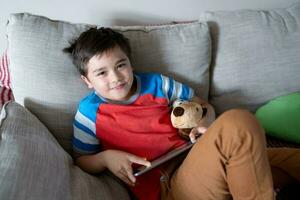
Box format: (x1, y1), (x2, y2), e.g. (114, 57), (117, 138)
(73, 106), (150, 186)
(74, 151), (107, 174)
(74, 149), (151, 186)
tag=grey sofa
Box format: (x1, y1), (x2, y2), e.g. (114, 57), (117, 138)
(1, 2), (300, 199)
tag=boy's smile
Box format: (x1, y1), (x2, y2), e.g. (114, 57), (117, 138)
(81, 46), (135, 102)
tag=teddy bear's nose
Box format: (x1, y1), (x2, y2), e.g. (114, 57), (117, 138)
(173, 107), (185, 117)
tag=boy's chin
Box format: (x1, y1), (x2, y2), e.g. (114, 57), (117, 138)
(108, 94), (131, 102)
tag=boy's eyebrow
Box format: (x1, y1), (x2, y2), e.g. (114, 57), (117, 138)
(92, 67), (106, 73)
(92, 58), (128, 73)
(115, 58), (127, 64)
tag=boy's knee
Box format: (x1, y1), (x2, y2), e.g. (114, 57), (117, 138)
(213, 109), (264, 139)
(208, 109), (267, 154)
(219, 109), (257, 127)
(220, 109), (252, 119)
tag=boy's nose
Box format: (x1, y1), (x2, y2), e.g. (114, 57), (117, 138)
(111, 71), (122, 82)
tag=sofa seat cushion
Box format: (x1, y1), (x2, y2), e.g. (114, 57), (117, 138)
(200, 2), (300, 115)
(0, 101), (130, 200)
(7, 13), (211, 153)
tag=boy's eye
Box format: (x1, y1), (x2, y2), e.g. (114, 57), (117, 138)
(97, 71), (106, 76)
(117, 63), (126, 68)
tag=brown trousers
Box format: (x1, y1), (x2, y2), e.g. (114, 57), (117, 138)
(162, 109), (300, 200)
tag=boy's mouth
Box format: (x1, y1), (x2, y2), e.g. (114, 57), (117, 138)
(113, 82), (126, 90)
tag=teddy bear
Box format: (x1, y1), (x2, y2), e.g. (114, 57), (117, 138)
(171, 99), (215, 143)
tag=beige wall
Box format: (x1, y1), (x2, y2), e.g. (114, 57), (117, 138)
(1, 0), (299, 53)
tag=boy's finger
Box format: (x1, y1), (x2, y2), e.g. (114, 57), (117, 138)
(197, 127), (207, 134)
(119, 172), (135, 186)
(189, 135), (196, 143)
(128, 156), (151, 167)
(190, 128), (199, 137)
(125, 167), (136, 184)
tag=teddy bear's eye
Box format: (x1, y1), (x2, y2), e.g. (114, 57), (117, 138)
(196, 107), (199, 112)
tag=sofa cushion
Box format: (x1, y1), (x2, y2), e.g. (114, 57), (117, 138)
(0, 101), (130, 200)
(256, 92), (300, 144)
(7, 13), (211, 153)
(200, 3), (300, 114)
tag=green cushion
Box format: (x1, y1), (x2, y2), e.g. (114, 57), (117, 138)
(255, 92), (300, 143)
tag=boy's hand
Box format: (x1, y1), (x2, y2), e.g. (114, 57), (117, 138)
(189, 126), (207, 143)
(102, 149), (151, 186)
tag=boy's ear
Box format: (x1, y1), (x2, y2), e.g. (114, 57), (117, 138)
(81, 75), (93, 89)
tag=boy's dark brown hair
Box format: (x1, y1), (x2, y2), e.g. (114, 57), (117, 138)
(63, 27), (131, 76)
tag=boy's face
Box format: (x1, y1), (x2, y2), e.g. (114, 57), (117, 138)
(81, 46), (134, 101)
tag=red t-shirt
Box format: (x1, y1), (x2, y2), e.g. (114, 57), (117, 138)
(73, 73), (194, 200)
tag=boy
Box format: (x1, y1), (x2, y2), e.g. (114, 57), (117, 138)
(64, 27), (300, 200)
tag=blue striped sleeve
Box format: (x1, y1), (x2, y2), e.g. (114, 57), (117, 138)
(180, 84), (194, 101)
(73, 110), (101, 155)
(160, 74), (194, 104)
(72, 93), (102, 155)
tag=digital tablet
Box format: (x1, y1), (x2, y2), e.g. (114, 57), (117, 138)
(133, 141), (194, 177)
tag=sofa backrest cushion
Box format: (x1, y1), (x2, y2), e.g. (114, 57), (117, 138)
(200, 3), (300, 115)
(7, 13), (211, 153)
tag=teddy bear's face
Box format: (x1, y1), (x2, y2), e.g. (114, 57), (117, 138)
(171, 100), (204, 129)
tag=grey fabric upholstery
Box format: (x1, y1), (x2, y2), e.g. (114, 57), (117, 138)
(0, 101), (130, 200)
(200, 3), (300, 114)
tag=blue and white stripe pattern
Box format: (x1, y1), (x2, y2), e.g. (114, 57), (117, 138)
(72, 92), (102, 154)
(160, 74), (194, 104)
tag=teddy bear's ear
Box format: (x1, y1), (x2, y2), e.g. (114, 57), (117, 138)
(172, 99), (185, 107)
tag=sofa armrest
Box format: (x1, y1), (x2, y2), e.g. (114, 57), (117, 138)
(0, 101), (130, 200)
